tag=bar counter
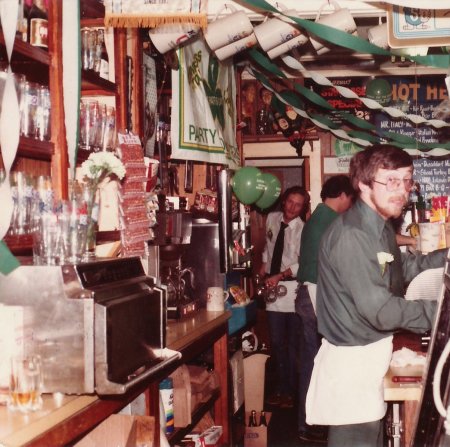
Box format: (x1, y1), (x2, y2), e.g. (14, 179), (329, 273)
(0, 310), (231, 447)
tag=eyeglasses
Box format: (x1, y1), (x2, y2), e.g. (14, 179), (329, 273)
(373, 177), (415, 192)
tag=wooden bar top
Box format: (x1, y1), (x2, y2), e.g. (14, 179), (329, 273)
(0, 310), (230, 447)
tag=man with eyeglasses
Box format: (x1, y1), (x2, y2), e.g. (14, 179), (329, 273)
(305, 144), (447, 447)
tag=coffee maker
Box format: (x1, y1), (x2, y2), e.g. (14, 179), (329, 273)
(150, 210), (199, 319)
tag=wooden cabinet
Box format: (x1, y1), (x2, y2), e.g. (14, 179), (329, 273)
(3, 1), (129, 254)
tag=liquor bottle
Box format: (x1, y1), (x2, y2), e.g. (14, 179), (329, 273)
(259, 411), (268, 427)
(16, 0), (30, 42)
(248, 410), (258, 427)
(28, 0), (48, 48)
(97, 29), (109, 80)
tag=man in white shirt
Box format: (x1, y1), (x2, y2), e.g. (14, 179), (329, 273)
(259, 185), (309, 408)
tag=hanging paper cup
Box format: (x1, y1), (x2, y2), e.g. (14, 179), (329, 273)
(255, 173), (281, 209)
(149, 24), (199, 54)
(204, 4), (253, 52)
(231, 166), (265, 205)
(309, 1), (358, 55)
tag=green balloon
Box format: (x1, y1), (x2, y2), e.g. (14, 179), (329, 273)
(255, 173), (281, 209)
(232, 167), (265, 205)
(365, 78), (392, 106)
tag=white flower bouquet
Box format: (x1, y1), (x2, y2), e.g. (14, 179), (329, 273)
(81, 151), (126, 184)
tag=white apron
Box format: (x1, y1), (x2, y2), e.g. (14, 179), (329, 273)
(306, 336), (393, 425)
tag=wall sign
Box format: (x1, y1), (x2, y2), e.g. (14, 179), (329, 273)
(387, 6), (450, 48)
(370, 74), (448, 144)
(413, 157), (450, 196)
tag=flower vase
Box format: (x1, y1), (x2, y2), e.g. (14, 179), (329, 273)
(82, 182), (99, 262)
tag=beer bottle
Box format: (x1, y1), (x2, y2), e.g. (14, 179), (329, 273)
(248, 410), (258, 427)
(97, 29), (109, 80)
(28, 0), (48, 48)
(259, 411), (268, 427)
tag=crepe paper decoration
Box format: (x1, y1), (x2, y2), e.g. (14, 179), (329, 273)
(0, 241), (20, 275)
(0, 0), (20, 270)
(63, 1), (81, 176)
(241, 0), (450, 69)
(248, 65), (450, 156)
(104, 0), (207, 29)
(279, 54), (450, 131)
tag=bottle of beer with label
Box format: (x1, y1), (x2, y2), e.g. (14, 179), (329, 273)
(28, 0), (48, 48)
(248, 410), (258, 427)
(97, 29), (109, 80)
(259, 411), (268, 426)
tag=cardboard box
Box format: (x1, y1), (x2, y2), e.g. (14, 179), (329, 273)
(74, 414), (155, 447)
(191, 425), (223, 446)
(244, 412), (271, 447)
(243, 353), (269, 413)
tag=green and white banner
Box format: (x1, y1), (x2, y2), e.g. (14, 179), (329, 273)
(171, 39), (240, 168)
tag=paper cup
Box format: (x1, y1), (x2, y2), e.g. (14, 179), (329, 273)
(309, 7), (358, 55)
(267, 33), (309, 59)
(214, 33), (257, 61)
(149, 29), (198, 54)
(254, 10), (304, 52)
(419, 222), (441, 254)
(368, 22), (389, 49)
(204, 6), (253, 51)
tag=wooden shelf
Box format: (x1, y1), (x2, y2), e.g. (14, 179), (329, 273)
(167, 388), (221, 446)
(17, 136), (54, 161)
(9, 37), (51, 66)
(4, 233), (33, 256)
(81, 69), (116, 94)
(80, 0), (105, 19)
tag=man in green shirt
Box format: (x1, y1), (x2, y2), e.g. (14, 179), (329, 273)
(306, 145), (447, 447)
(296, 175), (354, 443)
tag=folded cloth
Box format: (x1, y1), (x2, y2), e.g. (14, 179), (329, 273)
(390, 347), (426, 368)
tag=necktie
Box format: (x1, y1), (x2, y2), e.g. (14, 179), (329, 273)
(383, 222), (405, 296)
(270, 222), (288, 275)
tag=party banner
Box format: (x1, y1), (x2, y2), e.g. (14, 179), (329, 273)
(171, 39), (240, 168)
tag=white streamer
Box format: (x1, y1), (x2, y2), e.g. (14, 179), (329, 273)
(0, 0), (20, 242)
(280, 54), (450, 130)
(248, 66), (450, 156)
(63, 1), (81, 175)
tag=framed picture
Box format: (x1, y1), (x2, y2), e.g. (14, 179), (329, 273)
(240, 76), (318, 143)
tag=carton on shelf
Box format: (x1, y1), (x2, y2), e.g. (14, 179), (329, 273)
(244, 411), (272, 447)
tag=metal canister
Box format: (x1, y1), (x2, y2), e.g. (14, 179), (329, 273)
(30, 18), (48, 48)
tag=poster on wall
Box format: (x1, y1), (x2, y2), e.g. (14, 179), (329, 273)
(369, 74), (448, 144)
(171, 39), (239, 168)
(413, 157), (450, 196)
(305, 77), (371, 126)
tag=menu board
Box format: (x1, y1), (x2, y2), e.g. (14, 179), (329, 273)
(413, 156), (450, 196)
(371, 74), (448, 144)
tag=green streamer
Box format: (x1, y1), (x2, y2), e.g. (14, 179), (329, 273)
(241, 0), (450, 69)
(0, 241), (20, 275)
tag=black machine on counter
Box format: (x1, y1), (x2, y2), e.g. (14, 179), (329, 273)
(149, 170), (253, 319)
(0, 257), (180, 395)
(150, 210), (200, 319)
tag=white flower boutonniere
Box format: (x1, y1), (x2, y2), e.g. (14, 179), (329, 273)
(377, 251), (394, 276)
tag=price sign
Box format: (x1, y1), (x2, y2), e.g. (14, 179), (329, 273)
(413, 157), (450, 196)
